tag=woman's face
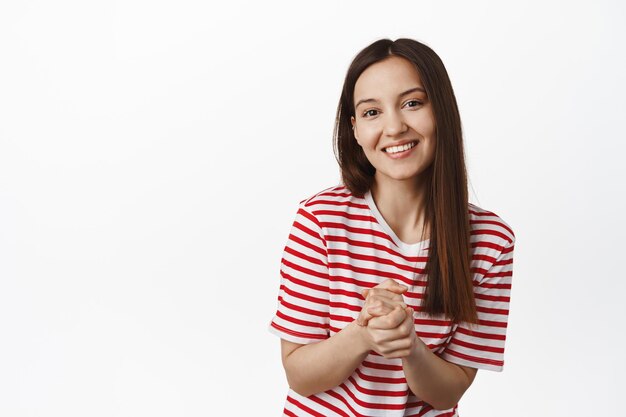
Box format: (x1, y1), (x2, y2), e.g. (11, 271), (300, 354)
(351, 56), (436, 185)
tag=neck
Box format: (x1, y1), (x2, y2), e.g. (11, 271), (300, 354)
(371, 172), (430, 236)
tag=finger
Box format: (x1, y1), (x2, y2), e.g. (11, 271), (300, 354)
(356, 302), (377, 326)
(378, 279), (409, 294)
(405, 307), (415, 322)
(381, 346), (414, 359)
(366, 304), (395, 317)
(368, 305), (407, 330)
(366, 295), (407, 309)
(357, 300), (397, 325)
(377, 337), (414, 358)
(402, 307), (416, 334)
(367, 288), (406, 302)
(358, 297), (401, 326)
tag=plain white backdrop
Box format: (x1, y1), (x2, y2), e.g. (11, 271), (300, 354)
(1, 0), (625, 415)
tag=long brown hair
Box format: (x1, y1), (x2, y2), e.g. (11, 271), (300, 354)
(333, 38), (478, 324)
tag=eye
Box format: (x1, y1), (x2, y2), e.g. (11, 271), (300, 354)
(363, 109), (379, 118)
(404, 100), (423, 108)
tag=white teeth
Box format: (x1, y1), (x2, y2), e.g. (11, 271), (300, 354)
(385, 142), (416, 154)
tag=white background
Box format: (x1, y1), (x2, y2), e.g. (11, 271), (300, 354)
(1, 0), (624, 416)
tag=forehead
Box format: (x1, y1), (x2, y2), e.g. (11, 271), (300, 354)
(354, 56), (423, 100)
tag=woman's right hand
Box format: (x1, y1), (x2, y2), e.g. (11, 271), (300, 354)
(355, 279), (409, 326)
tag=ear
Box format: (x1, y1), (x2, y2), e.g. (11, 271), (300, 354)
(350, 116), (360, 143)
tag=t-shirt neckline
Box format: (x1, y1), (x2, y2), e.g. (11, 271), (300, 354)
(364, 189), (430, 253)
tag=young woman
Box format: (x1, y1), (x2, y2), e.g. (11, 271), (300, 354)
(268, 38), (515, 417)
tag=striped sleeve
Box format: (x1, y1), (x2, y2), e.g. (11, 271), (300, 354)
(268, 202), (331, 345)
(440, 237), (515, 372)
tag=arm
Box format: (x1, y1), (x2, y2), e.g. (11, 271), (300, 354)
(366, 307), (477, 410)
(280, 322), (370, 397)
(402, 342), (477, 410)
(280, 279), (408, 397)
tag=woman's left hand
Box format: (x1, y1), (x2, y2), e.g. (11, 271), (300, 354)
(356, 279), (408, 326)
(365, 306), (423, 359)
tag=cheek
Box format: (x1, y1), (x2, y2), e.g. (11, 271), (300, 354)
(357, 126), (382, 148)
(415, 113), (436, 136)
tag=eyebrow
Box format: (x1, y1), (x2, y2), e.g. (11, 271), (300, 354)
(354, 87), (426, 109)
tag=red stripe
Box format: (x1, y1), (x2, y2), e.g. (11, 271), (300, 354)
(477, 280), (511, 290)
(415, 317), (454, 327)
(477, 318), (508, 328)
(347, 375), (408, 397)
(471, 241), (506, 251)
(286, 395), (326, 417)
(301, 185), (347, 206)
(329, 313), (355, 323)
(282, 258), (328, 280)
(325, 389), (367, 417)
(328, 262), (416, 285)
(283, 407), (297, 417)
(316, 190), (352, 199)
(476, 305), (509, 315)
(339, 382), (406, 410)
(443, 347), (503, 367)
(456, 326), (506, 340)
(472, 265), (513, 276)
(451, 337), (504, 354)
(355, 367), (406, 384)
(470, 218), (515, 237)
(293, 215), (326, 246)
(325, 274), (389, 293)
(270, 321), (327, 340)
(281, 270), (329, 294)
(330, 273), (427, 291)
(280, 297), (329, 318)
(321, 221), (395, 245)
(298, 207), (323, 230)
(313, 209), (377, 223)
(328, 248), (428, 274)
(308, 394), (351, 417)
(326, 234), (422, 263)
(275, 310), (328, 330)
(306, 199), (369, 210)
(475, 292), (510, 303)
(483, 270), (513, 279)
(417, 330), (454, 339)
(288, 234), (327, 259)
(329, 300), (361, 312)
(329, 287), (365, 300)
(471, 228), (513, 244)
(280, 277), (329, 305)
(362, 360), (403, 371)
(284, 245), (327, 268)
(472, 253), (498, 263)
(493, 257), (514, 266)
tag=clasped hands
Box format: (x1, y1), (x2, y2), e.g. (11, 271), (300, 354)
(355, 279), (422, 359)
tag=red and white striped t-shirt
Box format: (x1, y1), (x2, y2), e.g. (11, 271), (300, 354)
(269, 184), (515, 417)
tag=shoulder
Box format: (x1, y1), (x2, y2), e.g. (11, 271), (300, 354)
(293, 184), (369, 233)
(468, 202), (516, 248)
(298, 183), (359, 209)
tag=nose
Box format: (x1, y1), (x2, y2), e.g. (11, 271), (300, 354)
(382, 110), (408, 137)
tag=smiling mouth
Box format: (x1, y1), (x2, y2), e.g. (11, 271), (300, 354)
(383, 141), (418, 154)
